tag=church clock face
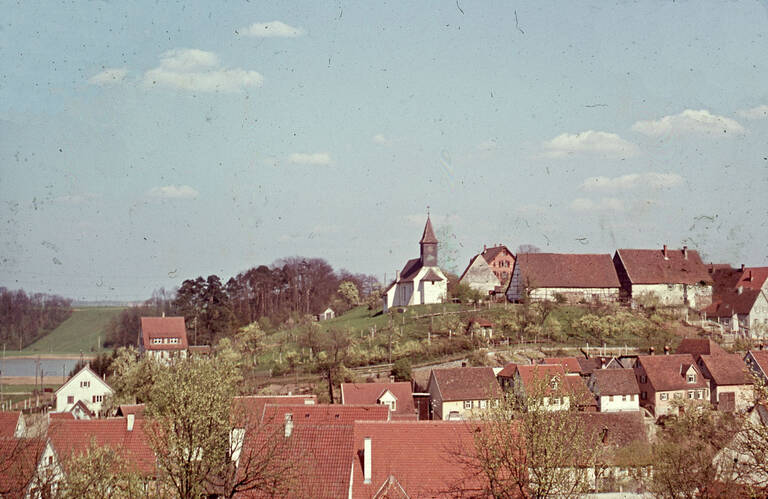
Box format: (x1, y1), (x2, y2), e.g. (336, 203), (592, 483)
(424, 245), (436, 265)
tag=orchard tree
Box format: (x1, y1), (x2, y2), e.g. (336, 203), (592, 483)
(57, 442), (149, 498)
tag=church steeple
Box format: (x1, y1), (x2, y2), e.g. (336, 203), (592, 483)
(420, 215), (438, 267)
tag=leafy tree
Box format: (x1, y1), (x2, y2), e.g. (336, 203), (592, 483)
(391, 358), (412, 381)
(102, 347), (158, 412)
(314, 328), (353, 403)
(57, 441), (149, 498)
(337, 281), (360, 308)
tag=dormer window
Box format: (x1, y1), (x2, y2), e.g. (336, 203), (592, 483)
(550, 376), (560, 390)
(687, 373), (697, 383)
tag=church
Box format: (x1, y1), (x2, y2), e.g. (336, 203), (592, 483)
(383, 216), (448, 312)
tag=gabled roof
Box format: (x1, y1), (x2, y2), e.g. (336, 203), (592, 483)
(340, 382), (416, 418)
(589, 369), (640, 396)
(514, 364), (569, 396)
(429, 367), (501, 401)
(675, 338), (728, 357)
(55, 365), (113, 397)
(468, 317), (493, 328)
(698, 354), (752, 386)
(420, 216), (438, 244)
(576, 412), (650, 466)
(514, 253), (620, 289)
(261, 404), (390, 425)
(421, 268), (445, 282)
(497, 363), (518, 378)
(49, 418), (155, 475)
(238, 424), (354, 498)
(565, 376), (598, 409)
(398, 258), (423, 282)
(747, 350), (768, 377)
(706, 288), (763, 317)
(0, 437), (48, 497)
(116, 404), (146, 418)
(350, 422), (487, 498)
(636, 354), (708, 391)
(615, 248), (713, 285)
(481, 245), (513, 264)
(140, 316), (189, 351)
(732, 266), (768, 291)
(0, 412), (22, 438)
(233, 395), (317, 426)
(539, 357), (582, 374)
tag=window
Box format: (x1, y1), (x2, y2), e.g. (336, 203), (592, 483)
(93, 395), (103, 403)
(687, 374), (697, 383)
(152, 338), (163, 345)
(687, 391), (694, 399)
(631, 394), (636, 401)
(464, 401), (472, 410)
(67, 395), (74, 404)
(639, 375), (647, 384)
(80, 381), (90, 388)
(674, 393), (683, 400)
(622, 395), (628, 402)
(696, 390), (702, 399)
(609, 395), (614, 402)
(660, 393), (668, 401)
(641, 392), (647, 400)
(551, 397), (561, 405)
(169, 337), (179, 344)
(480, 400), (487, 409)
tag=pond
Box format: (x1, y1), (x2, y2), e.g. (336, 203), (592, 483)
(0, 358), (81, 379)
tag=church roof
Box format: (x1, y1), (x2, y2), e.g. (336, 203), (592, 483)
(421, 269), (444, 281)
(420, 216), (438, 244)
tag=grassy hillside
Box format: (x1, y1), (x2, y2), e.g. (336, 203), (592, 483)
(20, 307), (125, 355)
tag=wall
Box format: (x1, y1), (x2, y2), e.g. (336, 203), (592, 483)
(418, 275), (447, 305)
(598, 394), (639, 412)
(460, 257), (499, 294)
(631, 283), (712, 310)
(56, 369), (113, 414)
(713, 384), (754, 412)
(528, 287), (619, 304)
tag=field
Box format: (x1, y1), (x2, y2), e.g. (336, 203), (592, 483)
(19, 307), (125, 355)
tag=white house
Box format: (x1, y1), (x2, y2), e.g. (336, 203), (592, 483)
(707, 266), (768, 337)
(383, 216), (448, 312)
(138, 316), (189, 363)
(458, 253), (500, 295)
(54, 365), (113, 417)
(318, 307), (335, 321)
(587, 368), (640, 412)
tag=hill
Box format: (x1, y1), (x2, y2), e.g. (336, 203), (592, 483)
(20, 307), (125, 355)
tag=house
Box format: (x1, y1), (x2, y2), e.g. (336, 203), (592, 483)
(466, 317), (493, 340)
(634, 354), (709, 417)
(613, 245), (713, 310)
(340, 382), (418, 420)
(506, 253), (620, 304)
(706, 267), (768, 337)
(587, 369), (641, 412)
(696, 354), (754, 412)
(0, 438), (61, 499)
(54, 365), (113, 417)
(138, 316), (189, 363)
(427, 367), (501, 420)
(503, 364), (573, 411)
(565, 375), (599, 412)
(538, 357), (583, 375)
(349, 421), (487, 498)
(115, 404), (146, 419)
(261, 404), (390, 425)
(675, 337), (728, 359)
(458, 254), (500, 296)
(383, 216), (448, 312)
(0, 411), (26, 438)
(745, 350), (768, 383)
(317, 307), (335, 321)
(481, 244), (516, 285)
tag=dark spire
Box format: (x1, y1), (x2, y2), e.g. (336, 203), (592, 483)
(420, 216), (438, 244)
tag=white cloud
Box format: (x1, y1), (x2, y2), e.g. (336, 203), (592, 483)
(143, 48), (263, 93)
(372, 134), (392, 146)
(88, 68), (128, 85)
(570, 197), (625, 212)
(477, 138), (498, 151)
(147, 185), (199, 199)
(632, 109), (744, 136)
(288, 152), (332, 166)
(738, 104), (768, 120)
(580, 172), (683, 192)
(541, 130), (639, 159)
(238, 21), (305, 38)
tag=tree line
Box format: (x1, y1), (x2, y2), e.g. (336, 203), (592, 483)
(0, 287), (72, 350)
(106, 257), (379, 348)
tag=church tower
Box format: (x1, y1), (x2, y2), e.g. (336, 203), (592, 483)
(419, 216), (439, 267)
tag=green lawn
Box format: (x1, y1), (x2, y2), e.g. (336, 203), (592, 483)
(20, 307), (125, 355)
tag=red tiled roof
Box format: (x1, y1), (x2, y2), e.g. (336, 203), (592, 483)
(48, 412), (75, 421)
(237, 424), (354, 498)
(565, 376), (598, 408)
(430, 367), (502, 401)
(261, 404), (390, 425)
(699, 354), (752, 386)
(233, 395), (317, 426)
(636, 354), (708, 391)
(736, 267), (768, 291)
(514, 253), (620, 288)
(539, 357), (582, 374)
(48, 418), (156, 475)
(0, 412), (21, 438)
(576, 412), (650, 465)
(0, 437), (47, 498)
(498, 363), (518, 378)
(116, 404), (146, 418)
(589, 369), (640, 396)
(675, 338), (728, 357)
(615, 248), (713, 285)
(341, 382), (416, 418)
(350, 422), (488, 498)
(481, 245), (513, 264)
(468, 317), (493, 328)
(420, 216), (438, 244)
(140, 316), (188, 351)
(748, 350), (768, 377)
(706, 289), (763, 317)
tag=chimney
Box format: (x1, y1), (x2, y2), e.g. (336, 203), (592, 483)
(741, 264), (745, 272)
(682, 246), (688, 260)
(389, 375), (395, 383)
(748, 270), (753, 282)
(284, 413), (293, 438)
(737, 286), (744, 295)
(662, 245), (668, 259)
(396, 270), (401, 282)
(127, 414), (135, 432)
(664, 345), (670, 355)
(461, 361), (467, 368)
(363, 437), (372, 484)
(649, 346), (655, 355)
(483, 244), (487, 251)
(162, 312), (165, 318)
(600, 358), (606, 369)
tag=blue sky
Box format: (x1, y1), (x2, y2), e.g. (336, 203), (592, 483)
(2, 1), (767, 300)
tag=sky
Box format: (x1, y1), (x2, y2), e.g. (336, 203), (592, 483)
(1, 0), (768, 301)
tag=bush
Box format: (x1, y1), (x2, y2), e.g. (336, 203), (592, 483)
(391, 358), (412, 381)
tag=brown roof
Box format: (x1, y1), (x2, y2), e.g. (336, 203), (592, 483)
(261, 404), (390, 425)
(497, 362), (518, 378)
(481, 245), (513, 264)
(615, 248), (713, 285)
(420, 216), (438, 244)
(399, 258), (423, 282)
(0, 437), (47, 498)
(468, 317), (493, 328)
(49, 418), (155, 475)
(707, 288), (763, 317)
(0, 412), (21, 438)
(421, 268), (445, 281)
(140, 316), (188, 351)
(589, 369), (640, 396)
(576, 412), (650, 465)
(350, 422), (488, 498)
(116, 404), (146, 418)
(699, 354), (752, 386)
(430, 367), (501, 401)
(636, 354), (708, 391)
(539, 357), (582, 374)
(233, 395), (317, 425)
(340, 382), (416, 418)
(514, 253), (620, 289)
(675, 338), (728, 357)
(747, 350), (768, 377)
(514, 364), (569, 396)
(565, 376), (598, 408)
(736, 267), (768, 291)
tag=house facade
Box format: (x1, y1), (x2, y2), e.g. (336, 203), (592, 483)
(383, 216), (448, 311)
(340, 382), (418, 420)
(138, 316), (189, 363)
(697, 353), (753, 412)
(458, 254), (500, 295)
(54, 365), (114, 416)
(427, 366), (501, 420)
(613, 246), (713, 310)
(506, 253), (621, 304)
(745, 350), (768, 384)
(587, 369), (640, 412)
(634, 354), (709, 416)
(707, 267), (768, 337)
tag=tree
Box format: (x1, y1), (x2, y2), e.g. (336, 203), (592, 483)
(102, 347), (157, 413)
(470, 375), (599, 498)
(337, 281), (360, 308)
(391, 358), (412, 381)
(314, 328), (353, 403)
(57, 441), (149, 498)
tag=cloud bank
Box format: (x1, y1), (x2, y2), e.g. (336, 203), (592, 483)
(542, 130), (639, 159)
(632, 109), (744, 136)
(738, 105), (768, 120)
(147, 185), (199, 199)
(143, 48), (263, 93)
(238, 21), (305, 38)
